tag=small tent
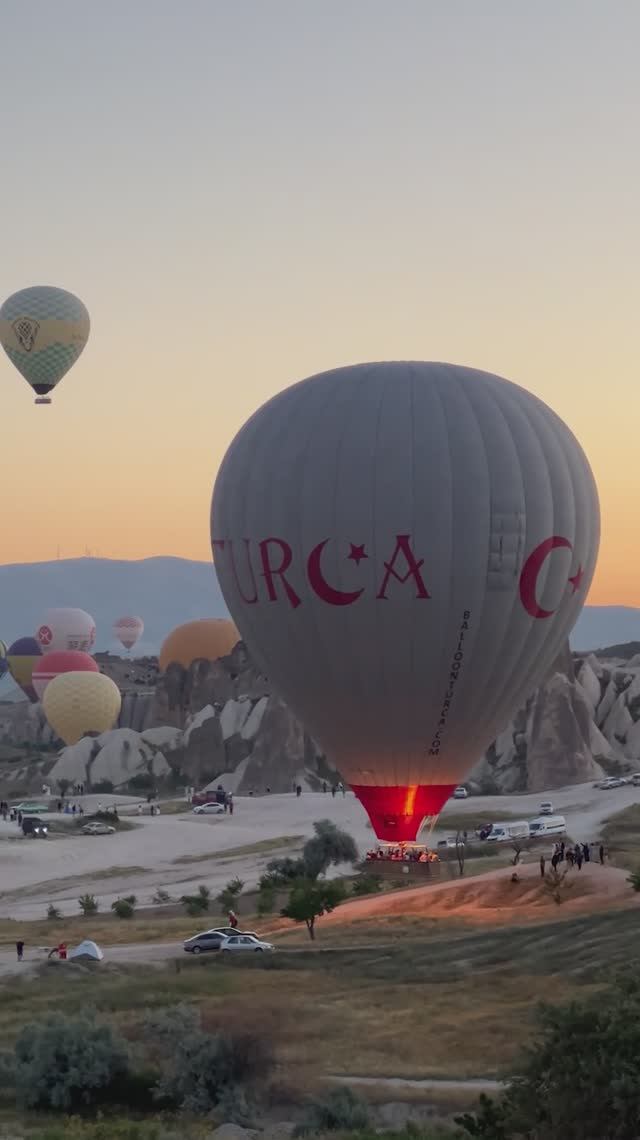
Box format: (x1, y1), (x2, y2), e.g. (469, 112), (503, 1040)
(68, 939), (104, 962)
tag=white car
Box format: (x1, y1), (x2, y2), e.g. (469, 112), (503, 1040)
(599, 777), (623, 790)
(192, 803), (225, 815)
(539, 801), (554, 815)
(220, 934), (274, 953)
(453, 786), (468, 799)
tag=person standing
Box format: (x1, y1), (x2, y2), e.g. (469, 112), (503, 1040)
(228, 792), (234, 815)
(599, 843), (605, 864)
(539, 854), (546, 878)
(583, 842), (590, 863)
(228, 910), (238, 929)
(16, 940), (24, 962)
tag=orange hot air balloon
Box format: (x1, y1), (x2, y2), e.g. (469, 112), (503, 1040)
(159, 619), (239, 673)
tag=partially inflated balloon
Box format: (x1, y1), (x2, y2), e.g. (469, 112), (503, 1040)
(7, 637), (42, 702)
(32, 650), (99, 702)
(211, 361), (600, 841)
(43, 672), (121, 745)
(159, 619), (239, 673)
(36, 608), (96, 655)
(113, 616), (144, 651)
(0, 285), (90, 404)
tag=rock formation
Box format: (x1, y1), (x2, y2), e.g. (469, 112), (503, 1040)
(3, 638), (640, 797)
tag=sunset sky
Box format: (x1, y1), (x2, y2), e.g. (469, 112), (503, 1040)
(1, 0), (638, 604)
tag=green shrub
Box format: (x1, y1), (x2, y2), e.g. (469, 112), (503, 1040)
(12, 1013), (131, 1111)
(627, 869), (640, 891)
(257, 885), (276, 915)
(296, 1085), (370, 1133)
(78, 893), (99, 916)
(180, 884), (210, 916)
(217, 876), (245, 912)
(144, 1005), (274, 1115)
(351, 873), (383, 896)
(47, 903), (62, 920)
(111, 897), (136, 919)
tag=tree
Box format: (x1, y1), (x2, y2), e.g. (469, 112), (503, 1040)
(78, 893), (99, 916)
(180, 885), (210, 917)
(301, 820), (358, 880)
(11, 1013), (130, 1111)
(216, 876), (245, 913)
(542, 865), (573, 905)
(111, 895), (136, 919)
(281, 879), (347, 940)
(458, 970), (640, 1140)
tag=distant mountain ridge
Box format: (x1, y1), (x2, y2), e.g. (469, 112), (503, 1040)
(0, 555), (635, 655)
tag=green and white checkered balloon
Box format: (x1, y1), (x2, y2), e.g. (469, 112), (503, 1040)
(0, 285), (90, 400)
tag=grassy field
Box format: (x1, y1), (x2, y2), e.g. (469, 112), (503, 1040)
(171, 834), (304, 864)
(1, 907), (631, 1083)
(602, 804), (640, 871)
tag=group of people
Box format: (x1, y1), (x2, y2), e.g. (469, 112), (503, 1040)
(365, 846), (440, 863)
(540, 840), (606, 874)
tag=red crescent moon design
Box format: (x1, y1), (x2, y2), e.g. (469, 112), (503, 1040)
(519, 535), (573, 619)
(307, 540), (364, 607)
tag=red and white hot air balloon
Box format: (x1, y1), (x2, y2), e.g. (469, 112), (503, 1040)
(32, 650), (99, 702)
(113, 616), (144, 652)
(36, 608), (96, 655)
(211, 361), (600, 842)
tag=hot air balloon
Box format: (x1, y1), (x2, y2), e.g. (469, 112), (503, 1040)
(36, 608), (96, 655)
(7, 637), (43, 702)
(0, 286), (90, 404)
(113, 616), (144, 652)
(0, 640), (8, 679)
(32, 650), (99, 702)
(211, 361), (599, 842)
(42, 672), (121, 746)
(159, 619), (239, 673)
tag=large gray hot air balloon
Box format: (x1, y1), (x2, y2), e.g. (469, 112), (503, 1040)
(211, 362), (599, 841)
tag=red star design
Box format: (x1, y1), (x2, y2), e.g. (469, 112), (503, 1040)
(568, 565), (584, 593)
(348, 543), (368, 565)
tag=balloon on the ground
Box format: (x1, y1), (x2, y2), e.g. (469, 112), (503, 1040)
(6, 636), (43, 702)
(0, 640), (7, 679)
(36, 608), (96, 655)
(32, 649), (99, 702)
(113, 615), (144, 651)
(42, 671), (121, 745)
(211, 361), (600, 841)
(0, 285), (90, 405)
(159, 618), (239, 673)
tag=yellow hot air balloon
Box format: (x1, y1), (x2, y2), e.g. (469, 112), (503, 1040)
(43, 672), (121, 745)
(159, 619), (239, 673)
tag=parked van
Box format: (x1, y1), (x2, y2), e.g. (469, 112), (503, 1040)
(486, 820), (530, 842)
(528, 815), (567, 838)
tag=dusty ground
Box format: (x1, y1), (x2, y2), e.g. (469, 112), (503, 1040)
(0, 780), (637, 921)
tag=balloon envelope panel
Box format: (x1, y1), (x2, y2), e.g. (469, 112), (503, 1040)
(0, 286), (90, 396)
(159, 618), (239, 673)
(113, 616), (144, 650)
(32, 650), (99, 702)
(7, 637), (42, 702)
(36, 608), (96, 655)
(211, 361), (600, 841)
(43, 672), (121, 745)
